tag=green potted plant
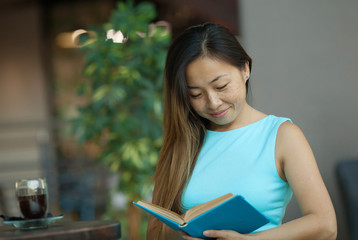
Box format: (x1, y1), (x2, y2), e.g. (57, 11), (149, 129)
(73, 1), (171, 238)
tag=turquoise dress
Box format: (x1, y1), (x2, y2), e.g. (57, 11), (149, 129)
(181, 115), (293, 232)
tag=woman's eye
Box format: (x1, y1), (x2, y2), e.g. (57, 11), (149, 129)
(190, 93), (202, 98)
(217, 83), (228, 90)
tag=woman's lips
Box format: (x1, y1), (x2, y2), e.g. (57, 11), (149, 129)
(210, 109), (229, 118)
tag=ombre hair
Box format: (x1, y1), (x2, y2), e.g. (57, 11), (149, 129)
(148, 23), (252, 239)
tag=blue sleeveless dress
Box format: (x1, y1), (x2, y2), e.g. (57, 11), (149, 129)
(181, 115), (293, 232)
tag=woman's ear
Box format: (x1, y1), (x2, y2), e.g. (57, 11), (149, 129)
(242, 61), (250, 82)
(244, 61), (250, 79)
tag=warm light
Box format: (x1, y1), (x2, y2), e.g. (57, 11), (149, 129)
(72, 29), (88, 43)
(56, 32), (76, 48)
(106, 29), (128, 43)
(56, 22), (170, 48)
(56, 29), (96, 48)
(136, 21), (171, 38)
(150, 21), (171, 36)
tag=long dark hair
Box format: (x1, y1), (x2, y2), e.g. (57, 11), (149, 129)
(148, 23), (252, 239)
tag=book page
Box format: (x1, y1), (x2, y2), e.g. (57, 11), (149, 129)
(183, 193), (234, 222)
(136, 201), (185, 225)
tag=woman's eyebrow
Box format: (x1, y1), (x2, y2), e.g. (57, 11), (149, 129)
(187, 74), (228, 89)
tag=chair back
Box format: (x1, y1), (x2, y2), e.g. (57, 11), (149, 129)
(336, 160), (358, 240)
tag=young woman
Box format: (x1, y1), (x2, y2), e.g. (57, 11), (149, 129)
(147, 23), (337, 240)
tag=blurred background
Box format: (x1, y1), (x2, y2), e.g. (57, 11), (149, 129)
(0, 0), (357, 239)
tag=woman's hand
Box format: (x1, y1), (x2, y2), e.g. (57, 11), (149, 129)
(181, 230), (250, 240)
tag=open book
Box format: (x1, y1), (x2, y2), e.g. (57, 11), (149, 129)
(133, 193), (269, 239)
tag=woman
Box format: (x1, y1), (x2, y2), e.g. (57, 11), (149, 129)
(147, 23), (337, 240)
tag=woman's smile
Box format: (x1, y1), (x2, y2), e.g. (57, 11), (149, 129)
(209, 108), (229, 118)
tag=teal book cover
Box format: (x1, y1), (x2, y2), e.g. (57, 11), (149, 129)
(133, 194), (269, 239)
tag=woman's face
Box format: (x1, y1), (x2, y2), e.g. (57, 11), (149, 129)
(186, 57), (249, 131)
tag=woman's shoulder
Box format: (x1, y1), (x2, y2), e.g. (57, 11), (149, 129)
(277, 120), (302, 138)
(276, 120), (309, 159)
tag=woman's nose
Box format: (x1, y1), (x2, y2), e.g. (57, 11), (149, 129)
(207, 92), (222, 109)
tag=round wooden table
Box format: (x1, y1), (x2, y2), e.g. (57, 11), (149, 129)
(0, 220), (121, 240)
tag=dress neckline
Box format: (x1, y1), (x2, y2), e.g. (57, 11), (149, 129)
(207, 115), (272, 134)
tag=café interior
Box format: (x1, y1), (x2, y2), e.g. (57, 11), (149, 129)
(0, 0), (357, 239)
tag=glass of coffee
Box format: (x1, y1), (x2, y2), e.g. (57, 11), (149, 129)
(15, 178), (48, 219)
